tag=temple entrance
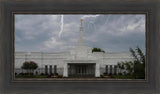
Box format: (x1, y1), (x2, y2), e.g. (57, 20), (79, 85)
(68, 63), (95, 77)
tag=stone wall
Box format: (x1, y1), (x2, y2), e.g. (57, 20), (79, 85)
(14, 51), (134, 75)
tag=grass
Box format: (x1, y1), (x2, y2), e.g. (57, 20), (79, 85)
(15, 75), (48, 78)
(112, 75), (135, 79)
(15, 75), (142, 79)
(100, 74), (136, 79)
(15, 75), (63, 78)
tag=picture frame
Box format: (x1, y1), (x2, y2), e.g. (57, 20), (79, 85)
(0, 0), (159, 94)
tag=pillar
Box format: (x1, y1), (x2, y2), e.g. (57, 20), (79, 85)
(49, 65), (52, 75)
(63, 63), (68, 77)
(114, 65), (117, 75)
(105, 65), (108, 74)
(95, 63), (100, 77)
(45, 65), (48, 75)
(54, 65), (57, 75)
(110, 65), (112, 75)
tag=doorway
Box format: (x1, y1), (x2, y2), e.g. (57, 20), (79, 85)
(68, 63), (95, 77)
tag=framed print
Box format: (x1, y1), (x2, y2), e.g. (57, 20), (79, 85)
(0, 0), (160, 94)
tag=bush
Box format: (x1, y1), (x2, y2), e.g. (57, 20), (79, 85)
(24, 73), (29, 75)
(110, 75), (114, 78)
(114, 73), (117, 75)
(126, 73), (131, 75)
(40, 73), (44, 75)
(100, 74), (104, 78)
(123, 72), (126, 75)
(58, 75), (62, 78)
(30, 73), (34, 75)
(103, 73), (108, 75)
(19, 73), (25, 75)
(54, 73), (58, 76)
(21, 61), (38, 75)
(108, 73), (112, 76)
(15, 73), (17, 76)
(118, 73), (122, 75)
(35, 71), (38, 75)
(47, 75), (51, 78)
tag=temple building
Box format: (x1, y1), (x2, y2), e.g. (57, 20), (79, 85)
(14, 19), (134, 77)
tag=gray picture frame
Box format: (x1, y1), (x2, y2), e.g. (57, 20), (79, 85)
(0, 0), (159, 94)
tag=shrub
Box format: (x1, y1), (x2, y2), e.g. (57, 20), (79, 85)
(54, 73), (58, 76)
(100, 74), (104, 78)
(15, 73), (17, 76)
(19, 73), (25, 75)
(21, 61), (38, 75)
(118, 73), (122, 75)
(47, 75), (51, 78)
(58, 75), (62, 78)
(40, 73), (44, 75)
(103, 73), (108, 75)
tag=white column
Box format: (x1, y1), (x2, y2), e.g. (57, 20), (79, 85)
(112, 65), (114, 74)
(95, 63), (100, 77)
(63, 63), (68, 77)
(108, 65), (110, 74)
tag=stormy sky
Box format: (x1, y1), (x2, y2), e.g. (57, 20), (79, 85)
(15, 14), (145, 53)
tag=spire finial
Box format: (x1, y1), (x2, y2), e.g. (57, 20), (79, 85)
(80, 19), (83, 26)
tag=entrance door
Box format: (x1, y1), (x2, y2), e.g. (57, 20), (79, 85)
(68, 63), (95, 77)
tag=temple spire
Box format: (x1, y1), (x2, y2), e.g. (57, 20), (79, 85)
(81, 19), (83, 26)
(78, 19), (84, 46)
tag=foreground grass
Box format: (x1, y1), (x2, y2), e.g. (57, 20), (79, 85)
(15, 75), (138, 79)
(15, 75), (48, 78)
(15, 75), (64, 78)
(112, 75), (135, 79)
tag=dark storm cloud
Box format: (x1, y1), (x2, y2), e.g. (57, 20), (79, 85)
(83, 14), (145, 52)
(15, 14), (145, 53)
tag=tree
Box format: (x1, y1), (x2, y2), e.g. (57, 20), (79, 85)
(117, 62), (123, 74)
(21, 61), (38, 75)
(92, 47), (105, 53)
(117, 62), (121, 73)
(117, 47), (145, 78)
(117, 61), (133, 75)
(130, 47), (145, 78)
(124, 61), (134, 75)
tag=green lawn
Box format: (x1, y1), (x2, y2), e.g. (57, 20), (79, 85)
(15, 75), (48, 78)
(112, 75), (135, 79)
(15, 75), (139, 79)
(15, 75), (63, 78)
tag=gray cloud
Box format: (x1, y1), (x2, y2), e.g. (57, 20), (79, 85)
(15, 14), (145, 53)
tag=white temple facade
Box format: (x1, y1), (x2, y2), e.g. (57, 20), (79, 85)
(14, 19), (134, 77)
